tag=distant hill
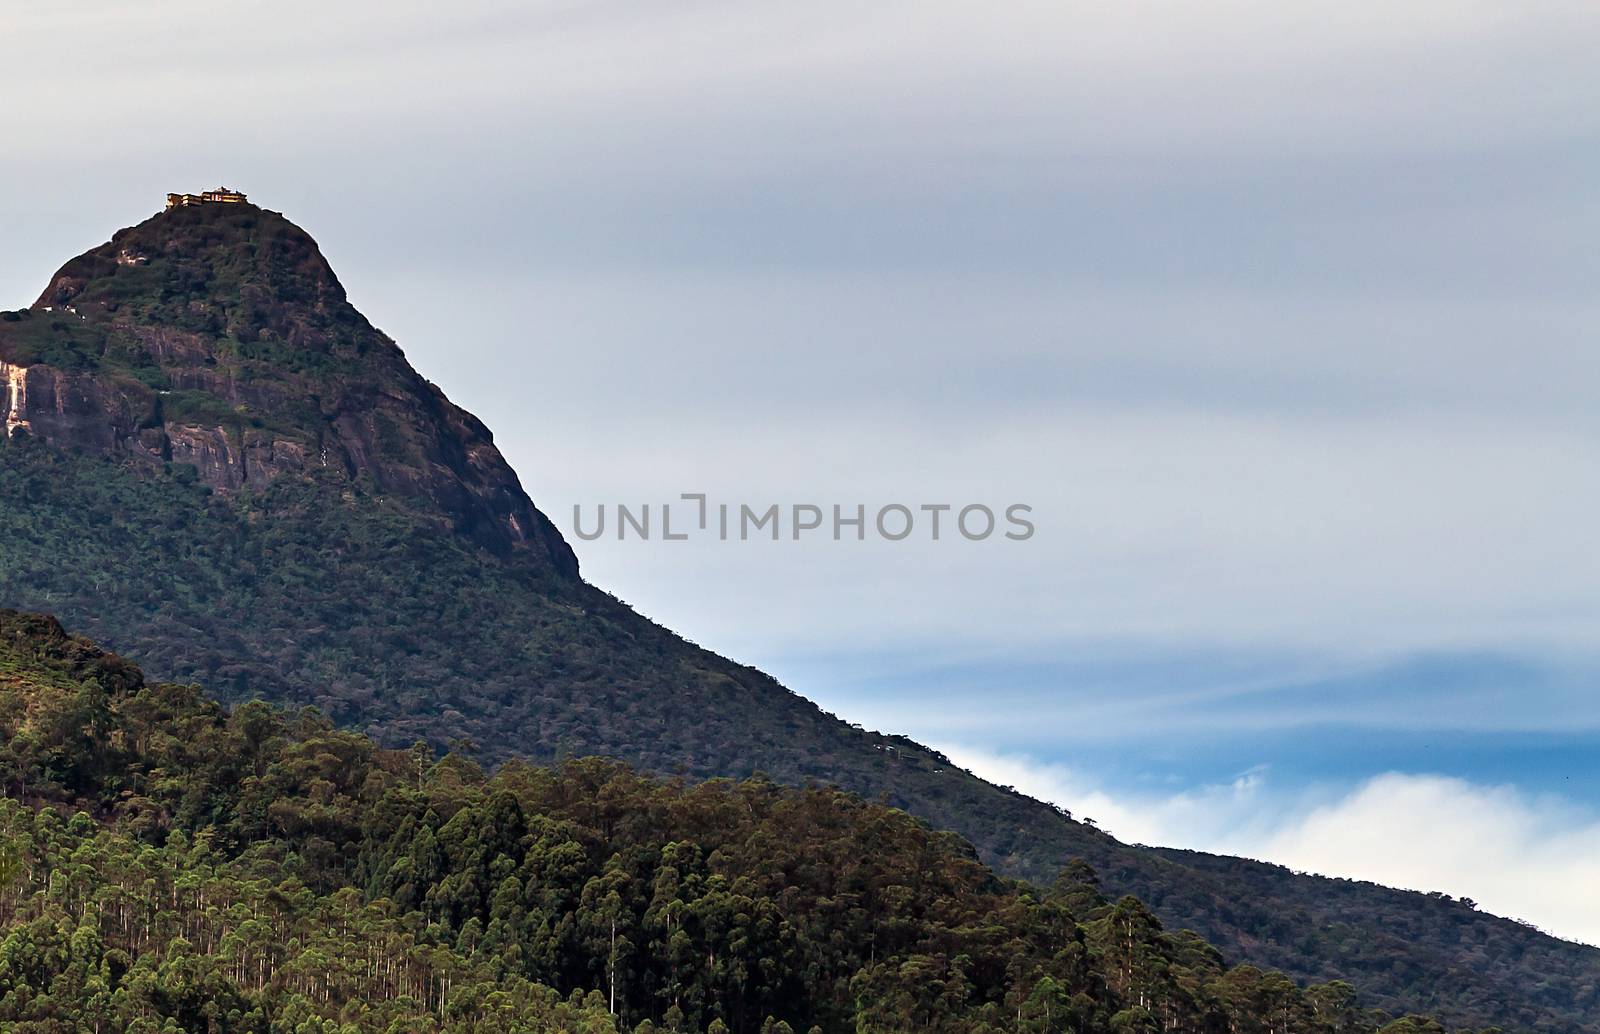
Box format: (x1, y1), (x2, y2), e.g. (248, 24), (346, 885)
(0, 199), (1594, 1031)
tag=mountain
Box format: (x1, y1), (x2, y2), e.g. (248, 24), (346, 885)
(8, 198), (575, 571)
(0, 608), (1451, 1032)
(1, 198), (1595, 1031)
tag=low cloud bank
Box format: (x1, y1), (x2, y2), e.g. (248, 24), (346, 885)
(946, 744), (1600, 946)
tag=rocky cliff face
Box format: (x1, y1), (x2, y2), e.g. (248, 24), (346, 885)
(0, 201), (577, 575)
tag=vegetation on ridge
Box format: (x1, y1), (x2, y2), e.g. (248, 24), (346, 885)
(0, 609), (1461, 1033)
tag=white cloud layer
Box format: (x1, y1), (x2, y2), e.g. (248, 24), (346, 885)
(945, 743), (1600, 946)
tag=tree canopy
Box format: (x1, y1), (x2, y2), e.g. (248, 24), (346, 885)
(0, 610), (1482, 1033)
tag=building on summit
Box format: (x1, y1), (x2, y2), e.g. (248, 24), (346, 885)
(166, 187), (248, 209)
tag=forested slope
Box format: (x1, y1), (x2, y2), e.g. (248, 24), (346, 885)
(0, 610), (1457, 1033)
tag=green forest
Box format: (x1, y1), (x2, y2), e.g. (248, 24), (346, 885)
(0, 609), (1463, 1034)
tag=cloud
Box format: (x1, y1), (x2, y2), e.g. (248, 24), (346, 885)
(939, 743), (1288, 849)
(1257, 773), (1600, 944)
(9, 2), (1600, 159)
(503, 381), (1600, 663)
(943, 744), (1600, 946)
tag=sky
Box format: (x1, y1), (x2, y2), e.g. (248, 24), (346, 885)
(4, 0), (1599, 942)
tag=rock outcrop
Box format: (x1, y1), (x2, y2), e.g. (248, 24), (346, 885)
(0, 201), (577, 576)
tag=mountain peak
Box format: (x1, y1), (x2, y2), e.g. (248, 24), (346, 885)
(35, 197), (352, 339)
(0, 200), (578, 575)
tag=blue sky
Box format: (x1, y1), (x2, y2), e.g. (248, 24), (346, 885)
(3, 0), (1599, 941)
